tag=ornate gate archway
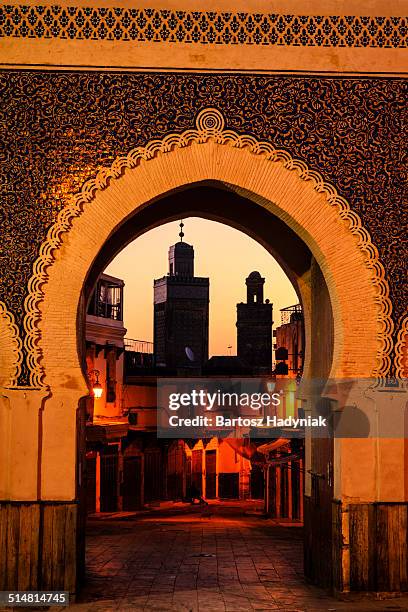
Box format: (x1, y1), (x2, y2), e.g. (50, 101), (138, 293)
(1, 108), (405, 595)
(27, 109), (392, 390)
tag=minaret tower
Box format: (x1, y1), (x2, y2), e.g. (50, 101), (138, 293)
(153, 221), (209, 372)
(236, 271), (273, 374)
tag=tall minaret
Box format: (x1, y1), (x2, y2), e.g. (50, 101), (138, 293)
(153, 221), (209, 372)
(168, 221), (195, 277)
(236, 271), (273, 374)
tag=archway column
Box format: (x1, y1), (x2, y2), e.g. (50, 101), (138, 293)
(40, 389), (84, 501)
(0, 387), (78, 593)
(0, 388), (46, 501)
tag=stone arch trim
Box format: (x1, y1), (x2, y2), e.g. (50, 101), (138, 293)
(21, 108), (393, 388)
(0, 301), (23, 388)
(396, 315), (408, 380)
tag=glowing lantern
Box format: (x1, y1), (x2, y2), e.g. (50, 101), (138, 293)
(89, 369), (103, 399)
(93, 380), (103, 399)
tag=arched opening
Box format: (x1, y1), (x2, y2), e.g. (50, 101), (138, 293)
(76, 183), (336, 596)
(80, 183), (316, 374)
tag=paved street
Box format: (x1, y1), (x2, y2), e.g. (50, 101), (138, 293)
(69, 502), (408, 612)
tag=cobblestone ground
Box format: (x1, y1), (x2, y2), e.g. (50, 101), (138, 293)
(69, 502), (408, 612)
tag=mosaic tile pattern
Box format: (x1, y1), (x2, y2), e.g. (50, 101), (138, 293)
(0, 72), (406, 383)
(0, 6), (407, 48)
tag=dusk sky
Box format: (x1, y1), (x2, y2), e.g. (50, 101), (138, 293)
(106, 217), (297, 356)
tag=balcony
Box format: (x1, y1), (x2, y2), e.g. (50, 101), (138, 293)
(124, 338), (154, 377)
(280, 303), (302, 325)
(88, 273), (124, 321)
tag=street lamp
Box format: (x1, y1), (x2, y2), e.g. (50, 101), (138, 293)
(88, 369), (103, 399)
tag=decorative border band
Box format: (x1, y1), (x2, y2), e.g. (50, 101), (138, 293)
(0, 6), (407, 48)
(21, 108), (394, 388)
(395, 315), (408, 380)
(0, 301), (23, 387)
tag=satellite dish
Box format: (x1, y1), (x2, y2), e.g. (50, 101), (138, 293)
(185, 346), (195, 362)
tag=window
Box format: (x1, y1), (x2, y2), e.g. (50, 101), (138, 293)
(88, 277), (123, 320)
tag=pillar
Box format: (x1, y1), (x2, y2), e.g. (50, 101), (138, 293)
(287, 462), (293, 520)
(0, 386), (85, 594)
(305, 379), (408, 594)
(95, 452), (101, 513)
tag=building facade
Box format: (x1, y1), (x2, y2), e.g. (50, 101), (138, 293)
(274, 304), (305, 379)
(86, 273), (126, 418)
(85, 274), (165, 514)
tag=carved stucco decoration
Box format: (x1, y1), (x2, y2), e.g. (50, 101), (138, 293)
(0, 301), (23, 388)
(395, 315), (408, 379)
(16, 108), (394, 389)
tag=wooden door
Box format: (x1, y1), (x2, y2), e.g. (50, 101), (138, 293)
(250, 464), (264, 500)
(304, 260), (335, 587)
(86, 455), (96, 514)
(185, 455), (192, 496)
(192, 449), (203, 493)
(122, 456), (142, 510)
(100, 452), (118, 512)
(205, 450), (217, 499)
(218, 473), (239, 499)
(280, 464), (289, 517)
(144, 449), (163, 502)
(167, 443), (184, 500)
(291, 460), (302, 520)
